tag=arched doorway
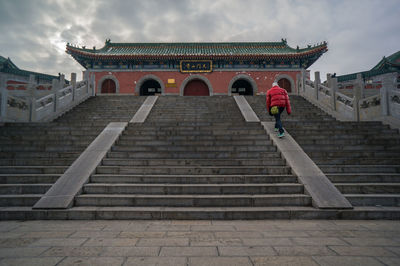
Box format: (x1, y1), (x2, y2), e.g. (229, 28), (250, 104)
(140, 79), (162, 96)
(278, 78), (292, 93)
(101, 79), (116, 93)
(231, 79), (253, 95)
(183, 79), (210, 96)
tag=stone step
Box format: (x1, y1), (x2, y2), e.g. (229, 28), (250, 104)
(313, 158), (400, 165)
(123, 129), (266, 136)
(82, 183), (304, 195)
(0, 184), (52, 194)
(115, 139), (272, 146)
(0, 152), (80, 159)
(111, 146), (276, 152)
(2, 206), (400, 220)
(0, 166), (67, 174)
(319, 165), (400, 173)
(346, 194), (400, 207)
(120, 135), (269, 141)
(0, 174), (60, 184)
(90, 174), (298, 184)
(0, 159), (75, 166)
(0, 195), (41, 207)
(75, 194), (311, 207)
(307, 151), (400, 158)
(327, 173), (400, 183)
(335, 183), (400, 194)
(0, 145), (88, 152)
(101, 158), (285, 167)
(294, 139), (400, 145)
(106, 151), (277, 159)
(95, 166), (291, 175)
(303, 145), (399, 152)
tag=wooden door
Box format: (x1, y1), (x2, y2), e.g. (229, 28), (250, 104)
(101, 79), (116, 93)
(278, 78), (291, 93)
(183, 80), (209, 96)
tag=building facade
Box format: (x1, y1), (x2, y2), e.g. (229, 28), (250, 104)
(66, 39), (327, 96)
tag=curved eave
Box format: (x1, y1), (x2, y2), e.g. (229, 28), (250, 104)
(66, 45), (327, 61)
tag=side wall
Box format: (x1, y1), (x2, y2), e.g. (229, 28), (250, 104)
(91, 70), (300, 95)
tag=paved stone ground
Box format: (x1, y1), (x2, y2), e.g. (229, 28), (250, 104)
(0, 220), (399, 266)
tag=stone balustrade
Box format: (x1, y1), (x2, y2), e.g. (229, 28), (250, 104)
(299, 70), (399, 123)
(0, 72), (95, 122)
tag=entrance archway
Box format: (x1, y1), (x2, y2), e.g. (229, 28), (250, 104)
(228, 74), (258, 96)
(101, 79), (116, 93)
(231, 79), (253, 95)
(183, 79), (210, 96)
(140, 79), (162, 96)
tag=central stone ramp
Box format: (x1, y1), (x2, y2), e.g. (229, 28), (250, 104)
(77, 96), (312, 219)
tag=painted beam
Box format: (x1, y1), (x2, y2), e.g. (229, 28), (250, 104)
(261, 122), (353, 209)
(33, 122), (127, 209)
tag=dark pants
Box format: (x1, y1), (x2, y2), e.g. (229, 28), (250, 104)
(273, 107), (285, 134)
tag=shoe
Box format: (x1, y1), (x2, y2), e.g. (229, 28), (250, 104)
(277, 132), (285, 138)
(274, 128), (278, 132)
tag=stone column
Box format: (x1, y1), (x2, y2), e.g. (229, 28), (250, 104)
(52, 79), (59, 113)
(0, 75), (7, 121)
(314, 71), (321, 100)
(296, 73), (300, 95)
(59, 74), (65, 89)
(90, 73), (96, 96)
(380, 72), (397, 116)
(331, 77), (338, 110)
(28, 75), (36, 122)
(301, 69), (306, 93)
(353, 73), (363, 121)
(71, 73), (77, 101)
(326, 73), (332, 88)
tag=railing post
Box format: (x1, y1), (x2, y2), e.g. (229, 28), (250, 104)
(380, 73), (396, 117)
(331, 77), (338, 111)
(71, 73), (77, 101)
(326, 73), (332, 88)
(0, 75), (8, 121)
(52, 79), (59, 113)
(353, 73), (363, 121)
(59, 74), (65, 88)
(28, 75), (36, 122)
(314, 71), (320, 100)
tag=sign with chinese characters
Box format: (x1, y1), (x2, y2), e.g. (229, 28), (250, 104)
(180, 60), (212, 73)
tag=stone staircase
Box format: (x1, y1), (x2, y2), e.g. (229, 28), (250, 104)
(74, 96), (312, 218)
(248, 95), (400, 213)
(0, 96), (145, 209)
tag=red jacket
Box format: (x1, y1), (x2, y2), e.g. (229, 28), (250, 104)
(266, 85), (292, 114)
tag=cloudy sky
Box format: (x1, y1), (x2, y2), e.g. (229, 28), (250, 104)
(0, 0), (399, 81)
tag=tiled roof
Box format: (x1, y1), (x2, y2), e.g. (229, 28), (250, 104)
(0, 55), (62, 82)
(66, 40), (327, 60)
(337, 51), (400, 82)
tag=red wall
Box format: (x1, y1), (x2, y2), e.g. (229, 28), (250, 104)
(93, 70), (300, 95)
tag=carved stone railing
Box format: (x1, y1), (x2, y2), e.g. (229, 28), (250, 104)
(0, 73), (95, 122)
(299, 70), (399, 122)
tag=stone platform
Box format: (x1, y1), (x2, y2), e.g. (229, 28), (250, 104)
(0, 220), (399, 265)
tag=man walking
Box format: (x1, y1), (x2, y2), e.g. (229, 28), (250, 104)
(266, 82), (292, 138)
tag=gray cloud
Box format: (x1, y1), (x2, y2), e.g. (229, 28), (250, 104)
(0, 0), (399, 81)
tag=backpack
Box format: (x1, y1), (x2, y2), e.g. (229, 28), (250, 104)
(270, 106), (279, 115)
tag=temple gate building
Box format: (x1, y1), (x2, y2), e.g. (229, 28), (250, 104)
(66, 39), (327, 96)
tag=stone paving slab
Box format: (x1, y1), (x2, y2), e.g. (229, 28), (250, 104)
(0, 220), (399, 265)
